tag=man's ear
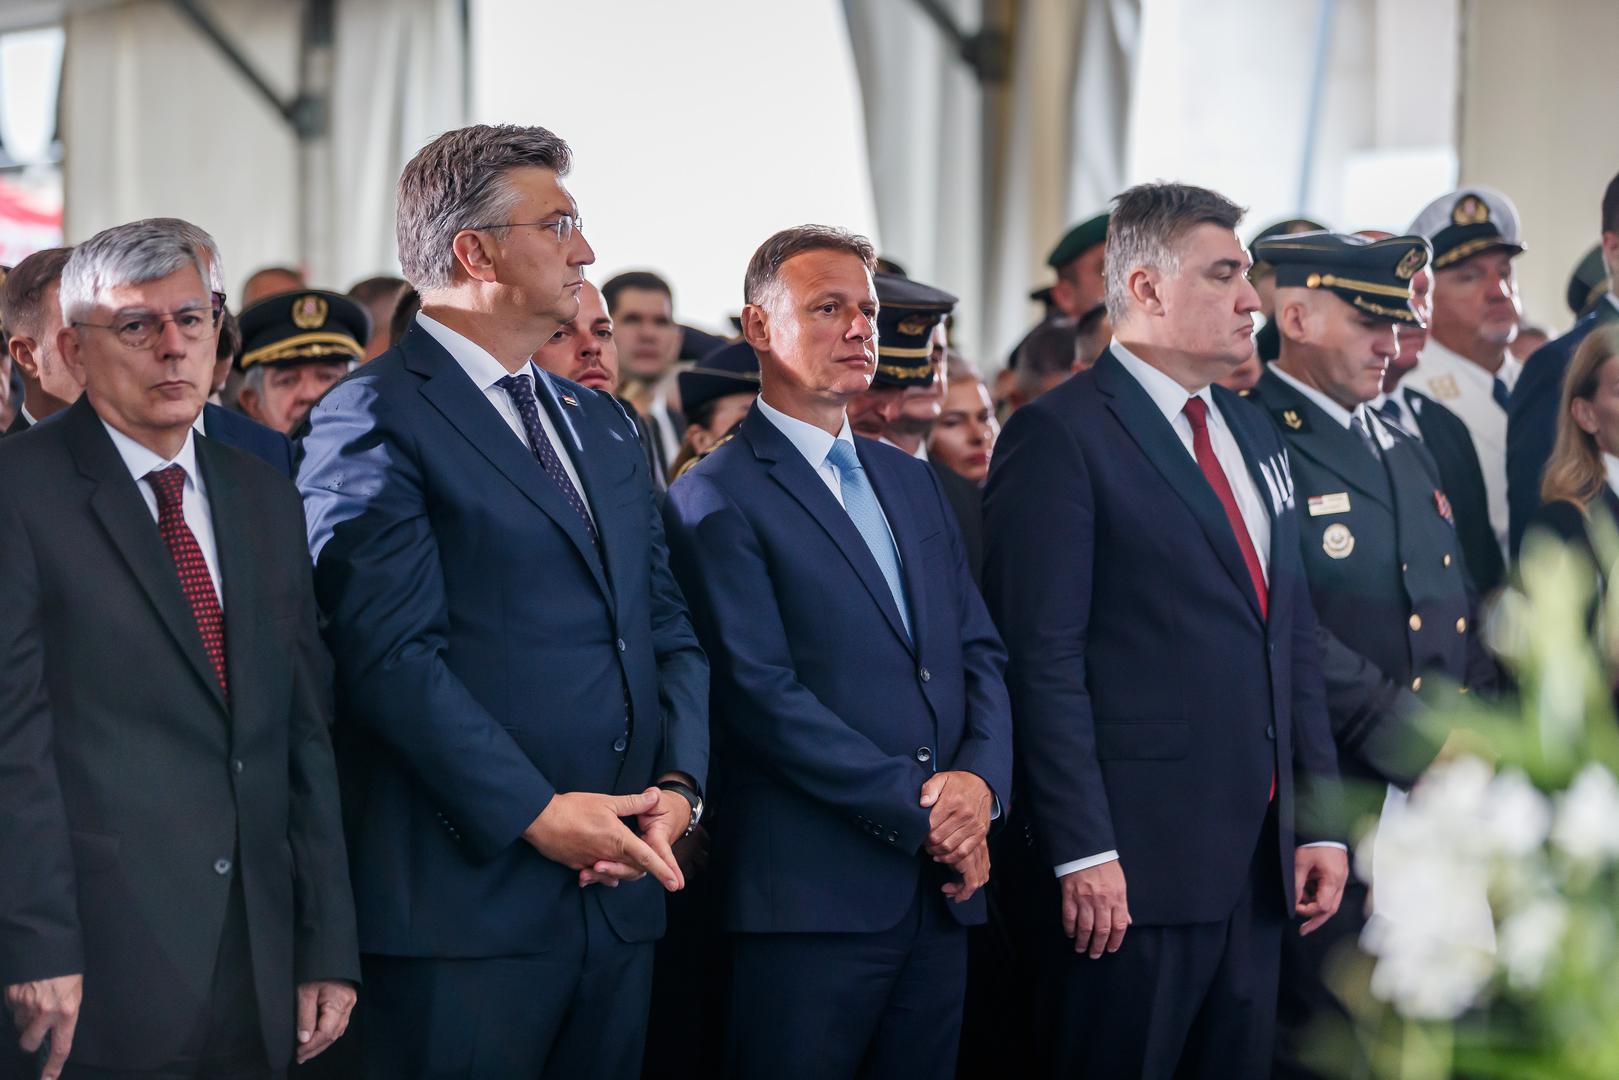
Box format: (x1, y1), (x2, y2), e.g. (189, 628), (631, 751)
(56, 326), (88, 389)
(450, 229), (501, 285)
(8, 336), (40, 379)
(1127, 266), (1163, 316)
(1275, 296), (1312, 346)
(741, 303), (770, 353)
(237, 385), (264, 424)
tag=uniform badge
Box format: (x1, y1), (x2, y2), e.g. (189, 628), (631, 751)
(1281, 409), (1304, 431)
(1452, 194), (1490, 226)
(1308, 492), (1351, 517)
(1426, 374), (1461, 401)
(291, 294), (328, 330)
(896, 314), (936, 337)
(1322, 523), (1355, 559)
(1395, 247), (1426, 281)
(1434, 489), (1454, 524)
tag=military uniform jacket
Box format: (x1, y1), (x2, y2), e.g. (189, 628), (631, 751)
(1251, 370), (1498, 793)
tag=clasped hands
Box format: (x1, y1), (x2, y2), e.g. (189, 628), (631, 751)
(523, 784), (692, 892)
(921, 771), (994, 904)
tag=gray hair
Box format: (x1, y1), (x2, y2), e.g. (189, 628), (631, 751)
(1103, 182), (1245, 323)
(140, 217), (226, 293)
(58, 219), (217, 323)
(743, 224), (876, 311)
(396, 123), (573, 293)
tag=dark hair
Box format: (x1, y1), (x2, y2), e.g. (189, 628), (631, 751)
(602, 270), (672, 314)
(1603, 170), (1619, 236)
(1076, 301), (1108, 338)
(216, 307), (242, 366)
(348, 274), (408, 306)
(0, 246), (73, 340)
(1014, 317), (1080, 380)
(396, 124), (572, 292)
(1104, 182), (1246, 321)
(743, 225), (876, 307)
(389, 286), (421, 346)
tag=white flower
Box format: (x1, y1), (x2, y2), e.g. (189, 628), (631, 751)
(1549, 763), (1619, 864)
(1481, 768), (1553, 859)
(1362, 912), (1495, 1020)
(1496, 897), (1568, 990)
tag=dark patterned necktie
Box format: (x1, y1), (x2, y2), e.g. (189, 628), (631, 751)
(1350, 411), (1381, 459)
(496, 373), (599, 546)
(146, 465), (228, 702)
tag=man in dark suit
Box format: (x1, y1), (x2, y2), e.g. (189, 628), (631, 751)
(1363, 231), (1504, 596)
(0, 219), (358, 1079)
(1, 247), (78, 437)
(983, 183), (1348, 1078)
(1507, 170), (1619, 555)
(1243, 231), (1498, 1078)
(662, 225), (1012, 1079)
(298, 123), (708, 1079)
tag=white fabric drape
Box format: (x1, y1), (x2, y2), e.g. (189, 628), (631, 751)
(61, 0), (464, 298)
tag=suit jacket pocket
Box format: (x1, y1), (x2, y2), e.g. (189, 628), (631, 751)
(1093, 720), (1189, 761)
(69, 829), (122, 874)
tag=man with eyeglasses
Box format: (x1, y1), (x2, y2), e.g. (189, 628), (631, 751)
(0, 218), (358, 1079)
(298, 123), (708, 1078)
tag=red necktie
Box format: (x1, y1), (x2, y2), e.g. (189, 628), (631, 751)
(146, 465), (229, 703)
(1182, 396), (1267, 618)
(1182, 398), (1274, 801)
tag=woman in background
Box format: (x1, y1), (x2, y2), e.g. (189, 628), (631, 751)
(1526, 323), (1619, 564)
(928, 351), (999, 485)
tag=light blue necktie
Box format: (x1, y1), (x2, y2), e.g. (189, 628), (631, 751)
(825, 439), (911, 639)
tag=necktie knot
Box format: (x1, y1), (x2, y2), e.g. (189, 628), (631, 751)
(825, 438), (861, 476)
(497, 373), (537, 407)
(1182, 395), (1209, 431)
(146, 464), (187, 510)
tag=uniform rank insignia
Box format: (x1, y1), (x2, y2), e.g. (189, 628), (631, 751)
(1322, 523), (1355, 559)
(1307, 492), (1351, 516)
(1281, 409), (1305, 431)
(1434, 489), (1454, 524)
(1426, 374), (1461, 401)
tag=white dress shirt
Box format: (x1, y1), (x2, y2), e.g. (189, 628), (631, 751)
(417, 311), (595, 527)
(756, 395), (894, 524)
(102, 419), (223, 606)
(1407, 338), (1516, 556)
(1055, 344), (1346, 879)
(1269, 366), (1395, 451)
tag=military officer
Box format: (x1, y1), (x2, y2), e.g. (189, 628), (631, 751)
(1245, 230), (1499, 1080)
(237, 289), (369, 435)
(1249, 216), (1329, 363)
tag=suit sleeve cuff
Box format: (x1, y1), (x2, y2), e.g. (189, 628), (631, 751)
(1054, 850), (1119, 877)
(1300, 841), (1348, 852)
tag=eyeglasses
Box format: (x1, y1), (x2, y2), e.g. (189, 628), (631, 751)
(73, 301), (224, 350)
(469, 214), (584, 245)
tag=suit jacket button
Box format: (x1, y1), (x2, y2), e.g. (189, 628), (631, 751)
(1411, 676), (1423, 692)
(1443, 554), (1452, 568)
(1456, 616), (1467, 633)
(1265, 724), (1276, 740)
(213, 858), (232, 876)
(1408, 614), (1423, 631)
(885, 830), (899, 843)
(231, 759), (243, 774)
(612, 735), (628, 753)
(915, 747), (932, 763)
(919, 667), (931, 682)
(617, 638), (627, 652)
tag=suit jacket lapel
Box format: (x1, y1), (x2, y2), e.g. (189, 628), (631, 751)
(742, 408), (914, 652)
(860, 442), (924, 658)
(197, 437), (256, 722)
(1256, 371), (1391, 510)
(533, 372), (622, 601)
(1094, 351), (1264, 621)
(67, 400), (229, 715)
(406, 328), (611, 601)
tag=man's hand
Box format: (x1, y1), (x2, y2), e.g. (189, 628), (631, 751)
(294, 980), (357, 1064)
(1059, 861), (1130, 959)
(523, 789), (681, 892)
(1294, 846), (1349, 935)
(921, 771), (992, 869)
(6, 974), (81, 1080)
(941, 842), (990, 905)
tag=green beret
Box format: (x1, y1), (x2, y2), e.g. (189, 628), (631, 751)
(1046, 212), (1110, 270)
(1568, 244), (1610, 317)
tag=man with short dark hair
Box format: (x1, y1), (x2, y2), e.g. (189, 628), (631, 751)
(0, 218), (358, 1079)
(346, 275), (408, 362)
(1507, 171), (1619, 555)
(299, 123), (708, 1078)
(664, 224), (1012, 1079)
(1003, 316), (1080, 413)
(984, 182), (1346, 1078)
(240, 265), (305, 307)
(603, 270), (684, 473)
(1, 247), (77, 435)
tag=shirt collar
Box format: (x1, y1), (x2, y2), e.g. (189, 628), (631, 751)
(192, 407), (207, 435)
(1419, 336), (1523, 388)
(416, 310), (533, 394)
(1604, 453), (1619, 497)
(755, 394), (855, 470)
(1110, 338), (1216, 426)
(1268, 364), (1360, 430)
(100, 415), (204, 494)
(19, 402), (36, 427)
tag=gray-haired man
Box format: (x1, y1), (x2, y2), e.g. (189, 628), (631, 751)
(298, 123), (708, 1077)
(0, 218), (358, 1078)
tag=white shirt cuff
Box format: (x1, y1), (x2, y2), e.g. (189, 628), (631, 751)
(1300, 841), (1348, 851)
(1054, 850), (1119, 877)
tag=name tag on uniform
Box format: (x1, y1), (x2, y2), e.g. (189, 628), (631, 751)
(1307, 492), (1352, 517)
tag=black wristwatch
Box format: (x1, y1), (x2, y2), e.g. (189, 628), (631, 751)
(657, 779), (704, 837)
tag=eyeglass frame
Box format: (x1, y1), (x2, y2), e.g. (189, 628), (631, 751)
(465, 213), (584, 245)
(71, 296), (226, 351)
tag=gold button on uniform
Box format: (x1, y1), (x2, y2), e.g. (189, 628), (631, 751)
(1443, 554), (1452, 567)
(1412, 676), (1423, 691)
(1409, 614), (1422, 631)
(1456, 616), (1467, 633)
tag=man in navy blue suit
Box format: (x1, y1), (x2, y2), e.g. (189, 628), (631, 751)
(662, 225), (1012, 1079)
(298, 124), (708, 1079)
(1507, 169), (1619, 555)
(983, 183), (1347, 1079)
